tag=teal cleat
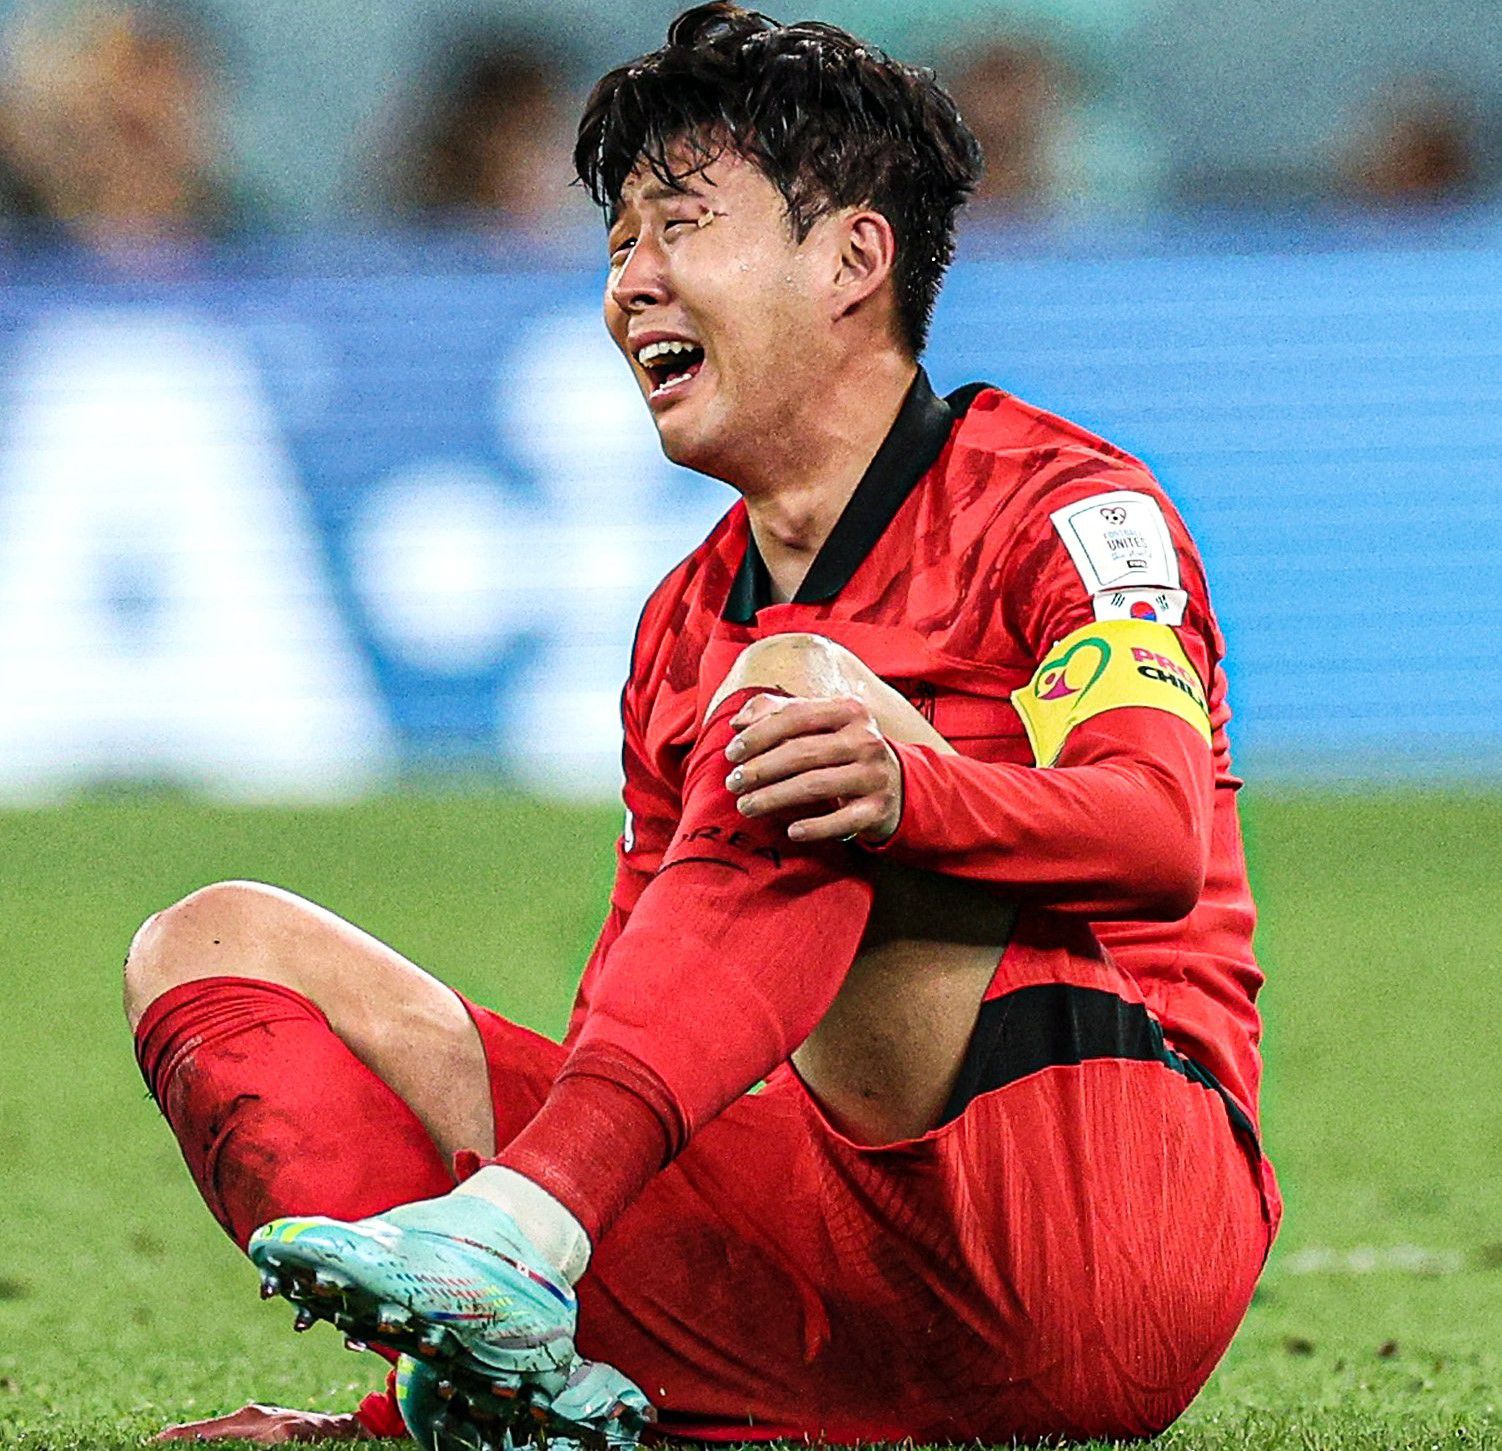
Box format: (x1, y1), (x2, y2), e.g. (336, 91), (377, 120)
(395, 1352), (655, 1451)
(247, 1194), (578, 1396)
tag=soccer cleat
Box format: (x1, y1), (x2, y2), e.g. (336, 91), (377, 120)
(548, 1358), (655, 1449)
(247, 1194), (578, 1392)
(395, 1352), (655, 1451)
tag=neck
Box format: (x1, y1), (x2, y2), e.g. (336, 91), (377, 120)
(737, 352), (918, 603)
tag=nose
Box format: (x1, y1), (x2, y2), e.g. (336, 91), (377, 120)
(609, 235), (669, 315)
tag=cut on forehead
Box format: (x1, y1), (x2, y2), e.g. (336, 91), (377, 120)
(576, 4), (982, 351)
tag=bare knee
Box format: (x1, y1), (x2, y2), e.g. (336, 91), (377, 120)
(123, 880), (302, 1030)
(709, 632), (950, 752)
(710, 632), (876, 713)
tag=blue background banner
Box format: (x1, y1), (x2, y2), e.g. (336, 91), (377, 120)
(1, 216), (1498, 798)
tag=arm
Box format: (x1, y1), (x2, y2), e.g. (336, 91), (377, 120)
(727, 482), (1219, 920)
(882, 667), (1212, 920)
(884, 479), (1220, 917)
(729, 627), (1213, 921)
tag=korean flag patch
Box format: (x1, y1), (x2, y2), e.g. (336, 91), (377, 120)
(1050, 490), (1180, 594)
(1091, 586), (1188, 626)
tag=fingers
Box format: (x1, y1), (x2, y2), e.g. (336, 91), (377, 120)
(719, 691), (901, 841)
(727, 692), (795, 732)
(787, 798), (894, 843)
(733, 763), (879, 822)
(726, 723), (881, 798)
(725, 695), (864, 764)
(741, 767), (899, 843)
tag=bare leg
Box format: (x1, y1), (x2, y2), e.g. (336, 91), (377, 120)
(124, 881), (496, 1162)
(710, 632), (1015, 1145)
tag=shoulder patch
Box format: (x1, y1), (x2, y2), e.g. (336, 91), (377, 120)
(1092, 586), (1188, 627)
(1049, 490), (1180, 594)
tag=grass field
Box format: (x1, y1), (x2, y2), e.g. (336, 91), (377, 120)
(0, 790), (1498, 1450)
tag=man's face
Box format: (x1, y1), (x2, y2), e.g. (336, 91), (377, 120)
(603, 144), (838, 481)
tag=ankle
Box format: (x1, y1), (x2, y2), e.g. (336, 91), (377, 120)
(452, 1165), (591, 1285)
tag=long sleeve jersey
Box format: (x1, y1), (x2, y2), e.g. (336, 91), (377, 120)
(567, 371), (1267, 1136)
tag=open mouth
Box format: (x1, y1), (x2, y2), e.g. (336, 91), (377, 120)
(637, 339), (706, 401)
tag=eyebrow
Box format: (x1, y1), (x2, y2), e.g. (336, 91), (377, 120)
(640, 181), (702, 203)
(608, 180), (706, 232)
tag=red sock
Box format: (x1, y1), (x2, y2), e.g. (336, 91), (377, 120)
(497, 687), (875, 1241)
(134, 976), (454, 1249)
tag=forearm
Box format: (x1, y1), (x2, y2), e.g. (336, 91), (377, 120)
(879, 708), (1212, 919)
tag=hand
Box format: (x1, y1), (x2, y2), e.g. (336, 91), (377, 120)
(153, 1404), (374, 1443)
(723, 692), (902, 844)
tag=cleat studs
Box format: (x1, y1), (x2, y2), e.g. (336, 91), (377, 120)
(293, 1305), (318, 1332)
(436, 1379), (456, 1401)
(490, 1382), (518, 1400)
(344, 1337), (369, 1353)
(375, 1302), (411, 1333)
(258, 1274), (280, 1300)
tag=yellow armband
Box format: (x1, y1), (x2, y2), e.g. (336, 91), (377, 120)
(1011, 618), (1211, 768)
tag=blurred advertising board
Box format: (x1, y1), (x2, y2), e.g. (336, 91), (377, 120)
(0, 220), (1498, 799)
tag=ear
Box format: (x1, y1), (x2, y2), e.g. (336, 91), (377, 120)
(830, 208), (898, 324)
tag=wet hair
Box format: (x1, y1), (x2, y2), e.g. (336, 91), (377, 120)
(575, 2), (983, 355)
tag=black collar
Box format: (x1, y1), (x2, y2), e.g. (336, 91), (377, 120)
(721, 371), (987, 624)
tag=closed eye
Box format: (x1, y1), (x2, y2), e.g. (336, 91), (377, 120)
(610, 215), (701, 266)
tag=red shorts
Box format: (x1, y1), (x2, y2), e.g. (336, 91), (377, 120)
(459, 949), (1278, 1446)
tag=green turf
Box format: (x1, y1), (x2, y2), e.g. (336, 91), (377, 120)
(0, 790), (1497, 1450)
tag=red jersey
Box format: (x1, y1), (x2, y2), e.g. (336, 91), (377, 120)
(572, 371), (1267, 1136)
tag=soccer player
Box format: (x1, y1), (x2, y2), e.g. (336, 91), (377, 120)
(127, 4), (1281, 1445)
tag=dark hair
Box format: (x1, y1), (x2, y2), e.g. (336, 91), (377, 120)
(575, 2), (982, 355)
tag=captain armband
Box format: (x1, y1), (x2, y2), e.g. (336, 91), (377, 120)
(1011, 619), (1211, 768)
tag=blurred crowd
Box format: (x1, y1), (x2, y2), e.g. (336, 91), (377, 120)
(0, 0), (1496, 251)
(0, 4), (238, 245)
